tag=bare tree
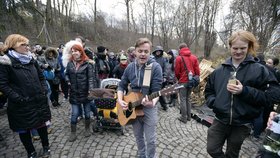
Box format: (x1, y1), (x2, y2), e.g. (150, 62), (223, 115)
(231, 0), (280, 53)
(157, 0), (176, 50)
(124, 0), (134, 32)
(151, 0), (157, 44)
(203, 0), (220, 59)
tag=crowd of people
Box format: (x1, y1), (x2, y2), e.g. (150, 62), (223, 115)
(0, 30), (279, 158)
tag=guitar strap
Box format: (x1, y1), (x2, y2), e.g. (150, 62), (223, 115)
(142, 63), (153, 88)
(181, 56), (189, 75)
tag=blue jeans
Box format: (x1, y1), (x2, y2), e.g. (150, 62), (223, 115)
(132, 107), (157, 158)
(71, 102), (91, 124)
(90, 100), (98, 118)
(31, 129), (39, 136)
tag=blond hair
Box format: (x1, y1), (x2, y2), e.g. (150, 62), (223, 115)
(3, 34), (29, 52)
(134, 38), (152, 48)
(229, 30), (259, 57)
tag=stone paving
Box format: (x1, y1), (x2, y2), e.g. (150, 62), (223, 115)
(0, 98), (262, 158)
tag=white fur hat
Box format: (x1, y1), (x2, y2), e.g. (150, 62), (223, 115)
(62, 40), (83, 67)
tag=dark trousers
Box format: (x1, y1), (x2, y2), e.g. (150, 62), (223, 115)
(179, 87), (191, 119)
(0, 95), (7, 108)
(159, 82), (168, 109)
(253, 111), (264, 138)
(19, 126), (49, 155)
(60, 78), (69, 99)
(48, 80), (59, 103)
(207, 119), (251, 158)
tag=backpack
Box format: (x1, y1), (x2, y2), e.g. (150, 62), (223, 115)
(43, 69), (55, 80)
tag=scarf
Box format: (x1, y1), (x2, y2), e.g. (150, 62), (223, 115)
(8, 50), (33, 64)
(120, 62), (128, 69)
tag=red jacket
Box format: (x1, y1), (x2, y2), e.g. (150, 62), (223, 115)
(175, 47), (200, 83)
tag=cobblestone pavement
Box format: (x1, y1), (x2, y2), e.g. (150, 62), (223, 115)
(0, 98), (262, 158)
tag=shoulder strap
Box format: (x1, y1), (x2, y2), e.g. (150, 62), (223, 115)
(180, 56), (189, 74)
(142, 63), (153, 87)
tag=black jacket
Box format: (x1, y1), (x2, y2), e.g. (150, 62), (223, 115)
(65, 61), (98, 104)
(112, 64), (126, 79)
(205, 55), (278, 125)
(0, 54), (51, 131)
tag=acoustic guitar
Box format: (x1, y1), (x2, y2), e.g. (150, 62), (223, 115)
(117, 84), (183, 126)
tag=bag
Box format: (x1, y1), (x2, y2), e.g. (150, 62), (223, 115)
(43, 69), (55, 80)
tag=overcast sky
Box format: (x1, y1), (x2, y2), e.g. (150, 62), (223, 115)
(40, 0), (231, 32)
(76, 0), (231, 30)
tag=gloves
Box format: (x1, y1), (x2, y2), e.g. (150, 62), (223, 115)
(184, 76), (200, 89)
(184, 80), (194, 89)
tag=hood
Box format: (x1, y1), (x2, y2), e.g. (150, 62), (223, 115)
(152, 46), (164, 57)
(62, 40), (83, 67)
(179, 47), (192, 56)
(168, 49), (178, 57)
(44, 47), (58, 59)
(146, 56), (156, 65)
(223, 54), (258, 67)
(0, 55), (11, 66)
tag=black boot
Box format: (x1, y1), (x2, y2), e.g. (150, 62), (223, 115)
(42, 146), (50, 158)
(52, 101), (60, 107)
(0, 133), (4, 141)
(169, 99), (176, 107)
(28, 151), (37, 158)
(162, 104), (168, 111)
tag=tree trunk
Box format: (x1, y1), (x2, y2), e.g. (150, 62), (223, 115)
(151, 0), (156, 44)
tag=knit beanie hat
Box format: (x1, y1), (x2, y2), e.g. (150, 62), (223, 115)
(97, 46), (106, 53)
(120, 54), (127, 60)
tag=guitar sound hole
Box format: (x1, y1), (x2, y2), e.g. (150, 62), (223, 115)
(124, 103), (133, 118)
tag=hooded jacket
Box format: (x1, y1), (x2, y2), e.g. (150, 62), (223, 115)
(65, 60), (97, 104)
(205, 55), (278, 125)
(0, 54), (51, 131)
(44, 47), (61, 73)
(62, 40), (99, 94)
(152, 46), (167, 80)
(118, 57), (162, 96)
(175, 47), (200, 83)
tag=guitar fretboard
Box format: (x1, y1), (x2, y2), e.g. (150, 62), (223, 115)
(131, 91), (160, 108)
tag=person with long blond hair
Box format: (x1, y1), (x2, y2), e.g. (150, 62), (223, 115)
(0, 34), (51, 158)
(205, 30), (279, 158)
(63, 43), (98, 142)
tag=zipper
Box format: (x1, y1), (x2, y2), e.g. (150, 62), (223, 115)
(229, 94), (234, 125)
(229, 66), (239, 125)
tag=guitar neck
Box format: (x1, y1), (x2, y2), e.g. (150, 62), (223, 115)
(131, 91), (160, 108)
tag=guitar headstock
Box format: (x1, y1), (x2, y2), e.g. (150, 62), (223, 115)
(160, 83), (184, 97)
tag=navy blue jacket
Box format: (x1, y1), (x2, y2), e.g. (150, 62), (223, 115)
(118, 57), (162, 96)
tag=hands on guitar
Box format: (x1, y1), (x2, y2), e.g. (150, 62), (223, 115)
(118, 95), (155, 111)
(141, 96), (154, 107)
(116, 84), (182, 126)
(118, 99), (128, 110)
